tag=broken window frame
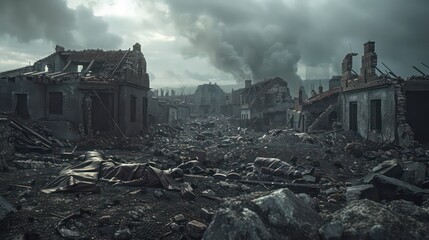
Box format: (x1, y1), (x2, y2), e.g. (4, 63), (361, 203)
(370, 99), (382, 131)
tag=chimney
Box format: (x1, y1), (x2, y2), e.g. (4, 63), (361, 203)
(318, 85), (323, 94)
(245, 80), (252, 88)
(55, 45), (65, 53)
(133, 43), (141, 52)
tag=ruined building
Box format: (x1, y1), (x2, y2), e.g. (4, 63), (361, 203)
(240, 77), (293, 128)
(339, 41), (429, 146)
(193, 83), (226, 115)
(0, 43), (150, 140)
(287, 77), (341, 132)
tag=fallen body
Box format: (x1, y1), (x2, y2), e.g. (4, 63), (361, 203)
(253, 157), (308, 179)
(42, 151), (181, 193)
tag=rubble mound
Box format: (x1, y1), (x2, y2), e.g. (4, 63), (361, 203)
(203, 188), (322, 240)
(331, 199), (429, 240)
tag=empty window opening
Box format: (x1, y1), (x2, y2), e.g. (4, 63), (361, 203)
(130, 95), (137, 122)
(77, 65), (83, 73)
(370, 99), (382, 131)
(349, 101), (358, 131)
(49, 92), (63, 115)
(44, 65), (49, 72)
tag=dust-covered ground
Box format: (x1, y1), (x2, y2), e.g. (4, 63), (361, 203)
(1, 116), (428, 239)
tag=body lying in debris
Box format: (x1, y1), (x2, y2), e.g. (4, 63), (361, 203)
(253, 157), (307, 179)
(42, 151), (182, 193)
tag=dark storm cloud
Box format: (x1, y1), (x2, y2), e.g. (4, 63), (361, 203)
(0, 0), (122, 49)
(154, 0), (429, 92)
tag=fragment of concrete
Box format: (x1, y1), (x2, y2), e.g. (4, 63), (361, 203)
(332, 199), (429, 240)
(372, 159), (403, 179)
(187, 220), (207, 239)
(363, 173), (429, 204)
(319, 221), (344, 240)
(173, 214), (186, 224)
(402, 161), (427, 185)
(113, 228), (132, 240)
(213, 173), (227, 181)
(204, 188), (322, 240)
(346, 184), (380, 202)
(0, 196), (15, 221)
(181, 182), (196, 201)
(345, 142), (369, 158)
(200, 208), (215, 222)
(226, 172), (241, 180)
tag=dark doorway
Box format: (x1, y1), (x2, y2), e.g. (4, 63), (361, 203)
(142, 97), (148, 128)
(406, 91), (429, 143)
(349, 101), (358, 131)
(15, 94), (29, 118)
(91, 92), (113, 132)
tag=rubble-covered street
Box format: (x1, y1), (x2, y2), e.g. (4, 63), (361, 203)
(1, 116), (429, 239)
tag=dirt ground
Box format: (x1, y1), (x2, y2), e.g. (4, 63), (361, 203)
(0, 117), (391, 239)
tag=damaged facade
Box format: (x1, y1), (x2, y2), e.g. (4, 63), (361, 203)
(287, 77), (341, 132)
(0, 43), (150, 140)
(339, 41), (429, 146)
(193, 83), (226, 116)
(239, 77), (293, 128)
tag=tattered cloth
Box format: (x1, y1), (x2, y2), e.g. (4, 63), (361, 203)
(42, 153), (180, 193)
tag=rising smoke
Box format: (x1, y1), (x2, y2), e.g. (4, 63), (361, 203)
(152, 0), (429, 93)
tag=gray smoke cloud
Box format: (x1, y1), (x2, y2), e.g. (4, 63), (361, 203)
(151, 0), (429, 93)
(0, 0), (122, 49)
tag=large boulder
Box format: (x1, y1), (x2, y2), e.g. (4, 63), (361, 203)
(332, 199), (429, 240)
(203, 188), (322, 240)
(203, 208), (272, 240)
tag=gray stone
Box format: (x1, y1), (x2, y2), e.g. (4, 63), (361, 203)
(114, 228), (132, 240)
(368, 225), (386, 240)
(319, 221), (343, 240)
(203, 208), (272, 240)
(346, 184), (379, 202)
(387, 200), (429, 223)
(200, 208), (215, 222)
(252, 188), (322, 239)
(297, 193), (320, 212)
(226, 172), (241, 180)
(332, 199), (429, 240)
(303, 174), (316, 183)
(187, 220), (207, 239)
(372, 159), (403, 179)
(364, 174), (429, 204)
(173, 214), (186, 224)
(213, 173), (227, 181)
(402, 161), (426, 185)
(0, 196), (14, 221)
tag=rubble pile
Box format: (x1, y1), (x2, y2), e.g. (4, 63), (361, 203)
(1, 116), (429, 239)
(0, 118), (14, 171)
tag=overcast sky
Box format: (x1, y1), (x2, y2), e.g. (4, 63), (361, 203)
(0, 0), (428, 93)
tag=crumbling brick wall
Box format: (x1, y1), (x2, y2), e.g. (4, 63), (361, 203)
(394, 80), (416, 147)
(0, 118), (14, 170)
